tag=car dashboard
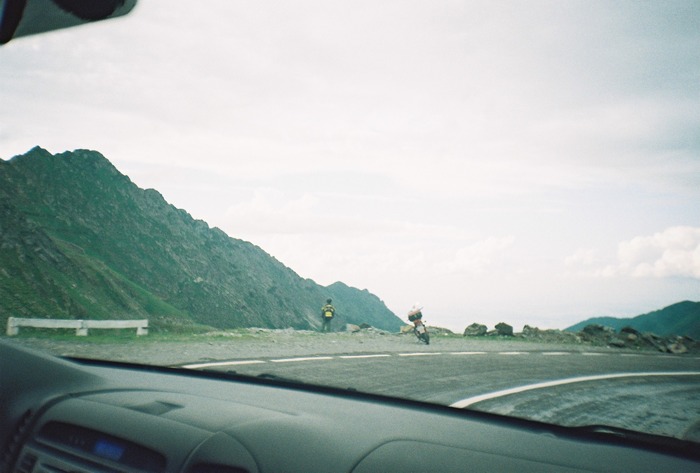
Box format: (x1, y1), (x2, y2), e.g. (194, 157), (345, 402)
(1, 340), (698, 473)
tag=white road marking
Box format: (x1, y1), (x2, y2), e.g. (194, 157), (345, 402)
(339, 354), (392, 359)
(398, 352), (443, 356)
(182, 350), (693, 371)
(182, 360), (266, 369)
(271, 356), (334, 363)
(450, 371), (700, 409)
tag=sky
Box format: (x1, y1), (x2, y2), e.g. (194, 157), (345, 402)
(1, 1), (699, 332)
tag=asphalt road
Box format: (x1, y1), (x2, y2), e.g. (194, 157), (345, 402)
(10, 332), (700, 440)
(190, 348), (700, 441)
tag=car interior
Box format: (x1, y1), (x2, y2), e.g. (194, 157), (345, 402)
(2, 340), (699, 473)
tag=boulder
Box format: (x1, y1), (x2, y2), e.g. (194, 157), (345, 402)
(521, 325), (540, 337)
(616, 326), (638, 343)
(428, 326), (454, 336)
(640, 332), (666, 352)
(364, 327), (391, 335)
(620, 326), (641, 336)
(581, 324), (615, 336)
(463, 323), (487, 337)
(495, 322), (514, 337)
(667, 338), (688, 354)
(579, 324), (616, 344)
(667, 343), (688, 354)
(346, 324), (361, 333)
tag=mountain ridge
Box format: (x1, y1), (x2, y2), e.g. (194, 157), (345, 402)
(0, 147), (404, 332)
(565, 301), (700, 339)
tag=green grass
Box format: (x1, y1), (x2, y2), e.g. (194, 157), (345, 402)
(54, 239), (190, 319)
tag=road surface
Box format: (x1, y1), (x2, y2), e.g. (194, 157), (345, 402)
(9, 332), (700, 440)
(188, 347), (700, 441)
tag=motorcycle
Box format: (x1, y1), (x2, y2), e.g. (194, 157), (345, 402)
(408, 303), (430, 345)
(412, 319), (430, 345)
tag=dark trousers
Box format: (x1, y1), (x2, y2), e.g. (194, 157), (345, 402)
(321, 318), (332, 332)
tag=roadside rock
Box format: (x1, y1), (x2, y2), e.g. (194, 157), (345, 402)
(345, 323), (391, 335)
(569, 324), (699, 354)
(427, 326), (454, 336)
(620, 326), (640, 336)
(579, 324), (616, 342)
(463, 323), (487, 337)
(641, 332), (666, 351)
(667, 340), (688, 354)
(520, 326), (581, 344)
(494, 322), (514, 337)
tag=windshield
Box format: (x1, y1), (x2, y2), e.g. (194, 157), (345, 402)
(1, 0), (699, 446)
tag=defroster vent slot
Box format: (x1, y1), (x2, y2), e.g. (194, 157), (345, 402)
(14, 453), (37, 473)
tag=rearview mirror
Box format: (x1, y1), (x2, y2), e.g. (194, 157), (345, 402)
(0, 0), (137, 44)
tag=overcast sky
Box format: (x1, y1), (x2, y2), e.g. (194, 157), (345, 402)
(2, 1), (699, 331)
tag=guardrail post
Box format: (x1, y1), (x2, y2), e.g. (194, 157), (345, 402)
(76, 320), (88, 336)
(6, 317), (18, 336)
(136, 325), (148, 336)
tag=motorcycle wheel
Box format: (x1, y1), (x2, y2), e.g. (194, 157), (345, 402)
(420, 332), (430, 345)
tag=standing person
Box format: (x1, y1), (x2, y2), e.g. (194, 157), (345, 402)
(320, 298), (335, 332)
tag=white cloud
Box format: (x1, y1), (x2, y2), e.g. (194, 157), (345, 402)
(591, 227), (700, 279)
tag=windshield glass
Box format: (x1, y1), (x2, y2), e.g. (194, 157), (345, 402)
(1, 0), (699, 446)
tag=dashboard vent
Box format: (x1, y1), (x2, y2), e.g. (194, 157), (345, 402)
(14, 453), (37, 473)
(187, 463), (248, 473)
(38, 422), (166, 472)
(1, 410), (35, 473)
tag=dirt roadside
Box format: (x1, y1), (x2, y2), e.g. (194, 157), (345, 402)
(3, 329), (667, 366)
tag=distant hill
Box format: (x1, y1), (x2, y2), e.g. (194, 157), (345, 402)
(0, 147), (404, 332)
(566, 301), (700, 339)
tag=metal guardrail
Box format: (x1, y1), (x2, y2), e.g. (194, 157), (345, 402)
(5, 317), (148, 336)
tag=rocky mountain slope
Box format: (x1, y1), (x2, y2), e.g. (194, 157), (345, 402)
(565, 301), (700, 339)
(0, 147), (404, 332)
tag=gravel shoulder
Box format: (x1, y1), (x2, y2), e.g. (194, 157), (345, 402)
(3, 329), (666, 366)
